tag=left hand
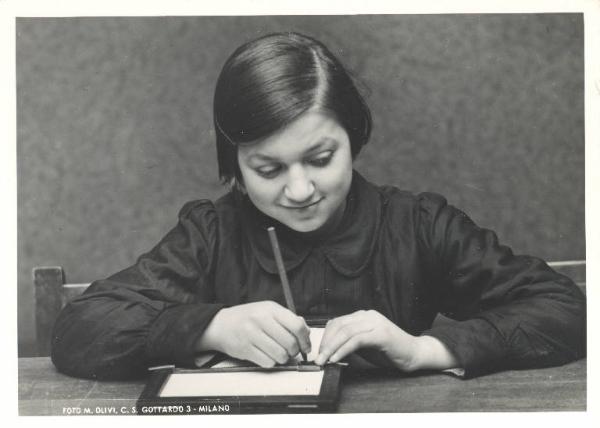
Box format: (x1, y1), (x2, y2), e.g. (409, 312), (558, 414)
(314, 310), (458, 372)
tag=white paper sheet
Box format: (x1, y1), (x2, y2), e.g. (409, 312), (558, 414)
(305, 327), (324, 362)
(159, 370), (324, 397)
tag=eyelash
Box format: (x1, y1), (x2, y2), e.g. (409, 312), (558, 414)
(307, 153), (333, 167)
(255, 152), (334, 179)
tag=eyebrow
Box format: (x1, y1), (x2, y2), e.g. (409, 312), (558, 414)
(248, 139), (337, 162)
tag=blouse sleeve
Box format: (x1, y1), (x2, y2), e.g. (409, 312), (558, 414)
(418, 193), (586, 378)
(50, 200), (226, 380)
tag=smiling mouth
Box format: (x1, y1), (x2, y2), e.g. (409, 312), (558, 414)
(282, 198), (323, 210)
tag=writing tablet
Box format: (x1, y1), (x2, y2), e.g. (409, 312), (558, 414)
(136, 364), (342, 414)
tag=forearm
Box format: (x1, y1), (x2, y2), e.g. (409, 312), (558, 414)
(51, 295), (162, 380)
(421, 195), (586, 376)
(52, 288), (224, 380)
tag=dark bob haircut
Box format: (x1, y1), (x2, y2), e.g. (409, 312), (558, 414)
(213, 32), (372, 183)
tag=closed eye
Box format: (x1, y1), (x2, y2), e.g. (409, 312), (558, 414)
(306, 151), (334, 167)
(255, 164), (282, 179)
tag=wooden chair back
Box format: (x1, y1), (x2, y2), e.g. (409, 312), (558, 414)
(547, 260), (586, 294)
(33, 266), (89, 356)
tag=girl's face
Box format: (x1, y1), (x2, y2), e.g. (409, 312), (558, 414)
(237, 111), (353, 233)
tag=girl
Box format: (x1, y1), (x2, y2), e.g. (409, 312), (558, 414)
(51, 32), (586, 380)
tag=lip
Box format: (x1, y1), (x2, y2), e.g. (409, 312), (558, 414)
(282, 198), (324, 210)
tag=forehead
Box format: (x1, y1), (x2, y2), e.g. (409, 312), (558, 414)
(238, 111), (349, 161)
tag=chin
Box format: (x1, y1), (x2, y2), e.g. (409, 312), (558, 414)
(282, 219), (324, 233)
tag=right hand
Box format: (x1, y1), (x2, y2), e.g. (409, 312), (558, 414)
(195, 301), (311, 367)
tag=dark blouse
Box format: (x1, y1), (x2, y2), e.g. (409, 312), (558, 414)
(51, 171), (586, 380)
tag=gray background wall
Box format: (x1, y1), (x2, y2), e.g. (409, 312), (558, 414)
(17, 14), (584, 356)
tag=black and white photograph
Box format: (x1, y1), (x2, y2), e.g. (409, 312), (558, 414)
(7, 0), (599, 423)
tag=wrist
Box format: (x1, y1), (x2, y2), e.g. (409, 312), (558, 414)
(194, 308), (227, 353)
(411, 335), (459, 371)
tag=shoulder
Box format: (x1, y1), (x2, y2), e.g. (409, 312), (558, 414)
(176, 191), (239, 233)
(371, 182), (472, 241)
(371, 184), (476, 259)
(374, 182), (450, 219)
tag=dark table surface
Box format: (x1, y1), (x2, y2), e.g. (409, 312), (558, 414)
(18, 357), (586, 415)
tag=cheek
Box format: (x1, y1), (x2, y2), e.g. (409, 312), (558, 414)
(243, 174), (280, 204)
(322, 152), (353, 192)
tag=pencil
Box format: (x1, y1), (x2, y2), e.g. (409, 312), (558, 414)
(267, 226), (308, 362)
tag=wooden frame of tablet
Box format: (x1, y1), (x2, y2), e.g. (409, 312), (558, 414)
(136, 363), (342, 414)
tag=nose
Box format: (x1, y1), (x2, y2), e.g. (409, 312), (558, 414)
(284, 165), (315, 204)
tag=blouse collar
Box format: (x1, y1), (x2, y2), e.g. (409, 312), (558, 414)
(238, 171), (382, 277)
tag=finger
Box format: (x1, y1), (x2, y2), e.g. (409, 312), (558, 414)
(251, 329), (293, 365)
(316, 321), (373, 365)
(318, 311), (369, 349)
(317, 318), (345, 361)
(247, 345), (277, 368)
(328, 332), (375, 363)
(272, 309), (311, 354)
(317, 312), (367, 362)
(261, 319), (300, 358)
